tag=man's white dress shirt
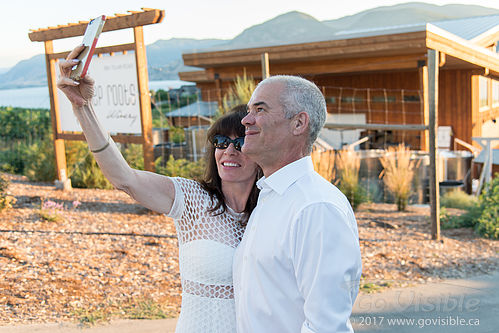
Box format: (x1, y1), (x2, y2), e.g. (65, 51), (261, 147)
(233, 156), (362, 333)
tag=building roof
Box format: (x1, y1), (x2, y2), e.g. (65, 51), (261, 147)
(332, 14), (499, 42)
(180, 14), (499, 82)
(474, 149), (499, 165)
(433, 14), (499, 41)
(165, 101), (218, 118)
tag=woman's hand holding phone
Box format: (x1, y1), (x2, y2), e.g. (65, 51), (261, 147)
(57, 45), (95, 107)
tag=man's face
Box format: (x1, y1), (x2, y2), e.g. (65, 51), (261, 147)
(241, 82), (293, 161)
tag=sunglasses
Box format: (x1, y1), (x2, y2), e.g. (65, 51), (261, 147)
(212, 135), (245, 151)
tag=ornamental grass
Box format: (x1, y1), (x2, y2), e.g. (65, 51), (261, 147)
(379, 144), (416, 211)
(336, 149), (366, 210)
(311, 149), (335, 183)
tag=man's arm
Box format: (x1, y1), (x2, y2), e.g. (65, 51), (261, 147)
(292, 203), (362, 333)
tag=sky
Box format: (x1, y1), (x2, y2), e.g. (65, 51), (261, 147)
(2, 0), (499, 69)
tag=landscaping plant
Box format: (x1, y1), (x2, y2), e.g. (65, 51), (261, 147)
(335, 149), (366, 210)
(379, 144), (416, 211)
(439, 174), (498, 239)
(0, 174), (16, 212)
(475, 174), (499, 239)
(218, 72), (256, 116)
(311, 149), (335, 183)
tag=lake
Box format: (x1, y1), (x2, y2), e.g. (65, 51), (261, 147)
(0, 80), (193, 109)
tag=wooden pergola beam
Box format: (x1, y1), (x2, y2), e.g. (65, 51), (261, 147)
(29, 8), (164, 42)
(426, 25), (499, 74)
(48, 43), (136, 60)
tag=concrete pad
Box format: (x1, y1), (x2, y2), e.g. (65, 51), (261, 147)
(351, 271), (499, 332)
(2, 271), (498, 333)
(0, 318), (177, 333)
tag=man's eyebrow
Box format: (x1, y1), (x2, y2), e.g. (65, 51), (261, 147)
(251, 101), (269, 108)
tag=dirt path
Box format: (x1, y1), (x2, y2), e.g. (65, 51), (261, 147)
(1, 173), (498, 325)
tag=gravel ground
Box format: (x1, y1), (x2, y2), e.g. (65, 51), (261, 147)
(0, 173), (498, 325)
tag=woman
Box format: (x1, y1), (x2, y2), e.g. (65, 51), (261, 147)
(57, 45), (259, 332)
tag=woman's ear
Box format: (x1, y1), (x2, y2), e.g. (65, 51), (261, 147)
(292, 112), (309, 136)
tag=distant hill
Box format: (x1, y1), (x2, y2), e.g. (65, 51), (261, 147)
(323, 2), (499, 31)
(0, 39), (227, 89)
(0, 54), (46, 89)
(146, 38), (226, 80)
(2, 2), (498, 89)
(224, 11), (335, 48)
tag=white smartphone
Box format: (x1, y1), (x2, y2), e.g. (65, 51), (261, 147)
(70, 15), (106, 80)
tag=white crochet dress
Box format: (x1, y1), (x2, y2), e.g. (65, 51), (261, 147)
(168, 177), (246, 333)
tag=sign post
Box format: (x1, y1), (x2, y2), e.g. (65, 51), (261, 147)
(29, 8), (164, 188)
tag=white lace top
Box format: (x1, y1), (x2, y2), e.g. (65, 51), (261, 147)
(168, 177), (246, 333)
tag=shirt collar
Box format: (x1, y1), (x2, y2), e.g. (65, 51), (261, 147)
(256, 156), (314, 195)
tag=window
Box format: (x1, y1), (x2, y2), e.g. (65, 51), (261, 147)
(372, 95), (396, 103)
(479, 76), (489, 109)
(493, 79), (499, 107)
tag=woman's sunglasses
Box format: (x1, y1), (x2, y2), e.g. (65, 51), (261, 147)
(212, 135), (244, 151)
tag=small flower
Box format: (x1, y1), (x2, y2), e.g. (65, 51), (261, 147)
(72, 200), (81, 209)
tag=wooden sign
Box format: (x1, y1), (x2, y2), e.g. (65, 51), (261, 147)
(57, 53), (142, 134)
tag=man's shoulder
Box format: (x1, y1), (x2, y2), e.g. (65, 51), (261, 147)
(295, 170), (342, 196)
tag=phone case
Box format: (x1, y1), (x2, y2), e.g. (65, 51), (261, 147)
(70, 15), (106, 80)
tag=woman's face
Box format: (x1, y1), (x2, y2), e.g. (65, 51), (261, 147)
(214, 134), (258, 185)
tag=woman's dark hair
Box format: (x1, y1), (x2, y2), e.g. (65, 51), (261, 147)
(199, 104), (260, 222)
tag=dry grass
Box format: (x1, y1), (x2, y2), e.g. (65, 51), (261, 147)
(311, 149), (335, 183)
(379, 144), (417, 211)
(220, 71), (256, 114)
(335, 149), (367, 210)
(336, 149), (360, 187)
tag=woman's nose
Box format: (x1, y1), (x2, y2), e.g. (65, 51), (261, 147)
(224, 143), (237, 154)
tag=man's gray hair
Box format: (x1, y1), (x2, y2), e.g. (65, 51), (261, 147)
(257, 75), (326, 152)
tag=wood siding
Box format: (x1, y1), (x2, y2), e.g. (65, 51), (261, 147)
(438, 70), (473, 146)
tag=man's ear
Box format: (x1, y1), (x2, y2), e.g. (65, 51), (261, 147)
(292, 112), (309, 136)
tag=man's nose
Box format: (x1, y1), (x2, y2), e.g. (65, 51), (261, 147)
(242, 112), (254, 126)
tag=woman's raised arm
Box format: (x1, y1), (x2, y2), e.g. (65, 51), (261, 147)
(57, 45), (175, 214)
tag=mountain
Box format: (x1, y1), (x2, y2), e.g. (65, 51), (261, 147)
(323, 2), (499, 32)
(0, 54), (46, 89)
(0, 39), (227, 89)
(224, 11), (336, 48)
(2, 2), (499, 89)
(146, 38), (226, 80)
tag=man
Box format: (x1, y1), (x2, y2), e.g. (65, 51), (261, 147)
(233, 75), (362, 332)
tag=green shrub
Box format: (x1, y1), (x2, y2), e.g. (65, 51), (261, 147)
(0, 144), (28, 174)
(439, 175), (499, 239)
(0, 174), (16, 212)
(155, 155), (205, 180)
(475, 175), (499, 239)
(0, 107), (51, 175)
(440, 205), (482, 229)
(440, 190), (479, 210)
(66, 141), (113, 189)
(122, 144), (144, 170)
(169, 127), (185, 144)
(23, 137), (56, 182)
